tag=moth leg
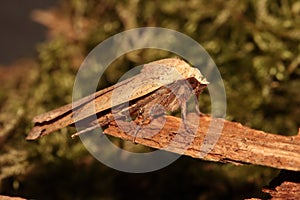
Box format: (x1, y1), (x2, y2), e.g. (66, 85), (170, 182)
(71, 124), (100, 138)
(132, 105), (165, 143)
(180, 99), (198, 135)
(180, 100), (191, 135)
(132, 107), (145, 143)
(132, 125), (142, 143)
(194, 94), (201, 116)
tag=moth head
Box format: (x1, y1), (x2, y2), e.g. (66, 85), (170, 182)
(153, 58), (210, 85)
(186, 67), (210, 85)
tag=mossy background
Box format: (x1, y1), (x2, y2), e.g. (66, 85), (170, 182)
(0, 0), (299, 199)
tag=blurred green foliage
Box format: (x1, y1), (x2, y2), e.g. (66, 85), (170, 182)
(0, 0), (299, 199)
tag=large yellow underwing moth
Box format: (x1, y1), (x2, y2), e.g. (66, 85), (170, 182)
(27, 58), (209, 140)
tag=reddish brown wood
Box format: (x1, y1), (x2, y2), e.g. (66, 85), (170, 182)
(0, 196), (26, 200)
(104, 114), (300, 171)
(262, 171), (300, 199)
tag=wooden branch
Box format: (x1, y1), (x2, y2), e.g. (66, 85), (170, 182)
(0, 196), (26, 200)
(104, 114), (300, 171)
(262, 170), (300, 199)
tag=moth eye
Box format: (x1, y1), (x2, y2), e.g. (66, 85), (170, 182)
(188, 77), (196, 86)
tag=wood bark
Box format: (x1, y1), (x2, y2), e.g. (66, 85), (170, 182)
(262, 170), (300, 199)
(103, 114), (300, 171)
(0, 196), (26, 200)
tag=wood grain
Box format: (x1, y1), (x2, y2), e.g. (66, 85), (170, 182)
(104, 114), (300, 171)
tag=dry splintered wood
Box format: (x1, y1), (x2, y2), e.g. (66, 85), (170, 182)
(262, 170), (300, 199)
(0, 196), (26, 200)
(263, 180), (300, 199)
(103, 114), (300, 171)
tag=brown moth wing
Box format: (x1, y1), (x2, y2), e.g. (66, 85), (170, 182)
(32, 76), (135, 123)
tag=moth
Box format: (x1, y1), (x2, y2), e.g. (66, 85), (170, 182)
(26, 58), (209, 141)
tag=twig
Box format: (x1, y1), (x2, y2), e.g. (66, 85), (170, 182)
(104, 114), (300, 171)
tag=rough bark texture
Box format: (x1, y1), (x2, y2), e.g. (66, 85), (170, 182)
(262, 170), (300, 199)
(0, 196), (26, 200)
(104, 114), (300, 171)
